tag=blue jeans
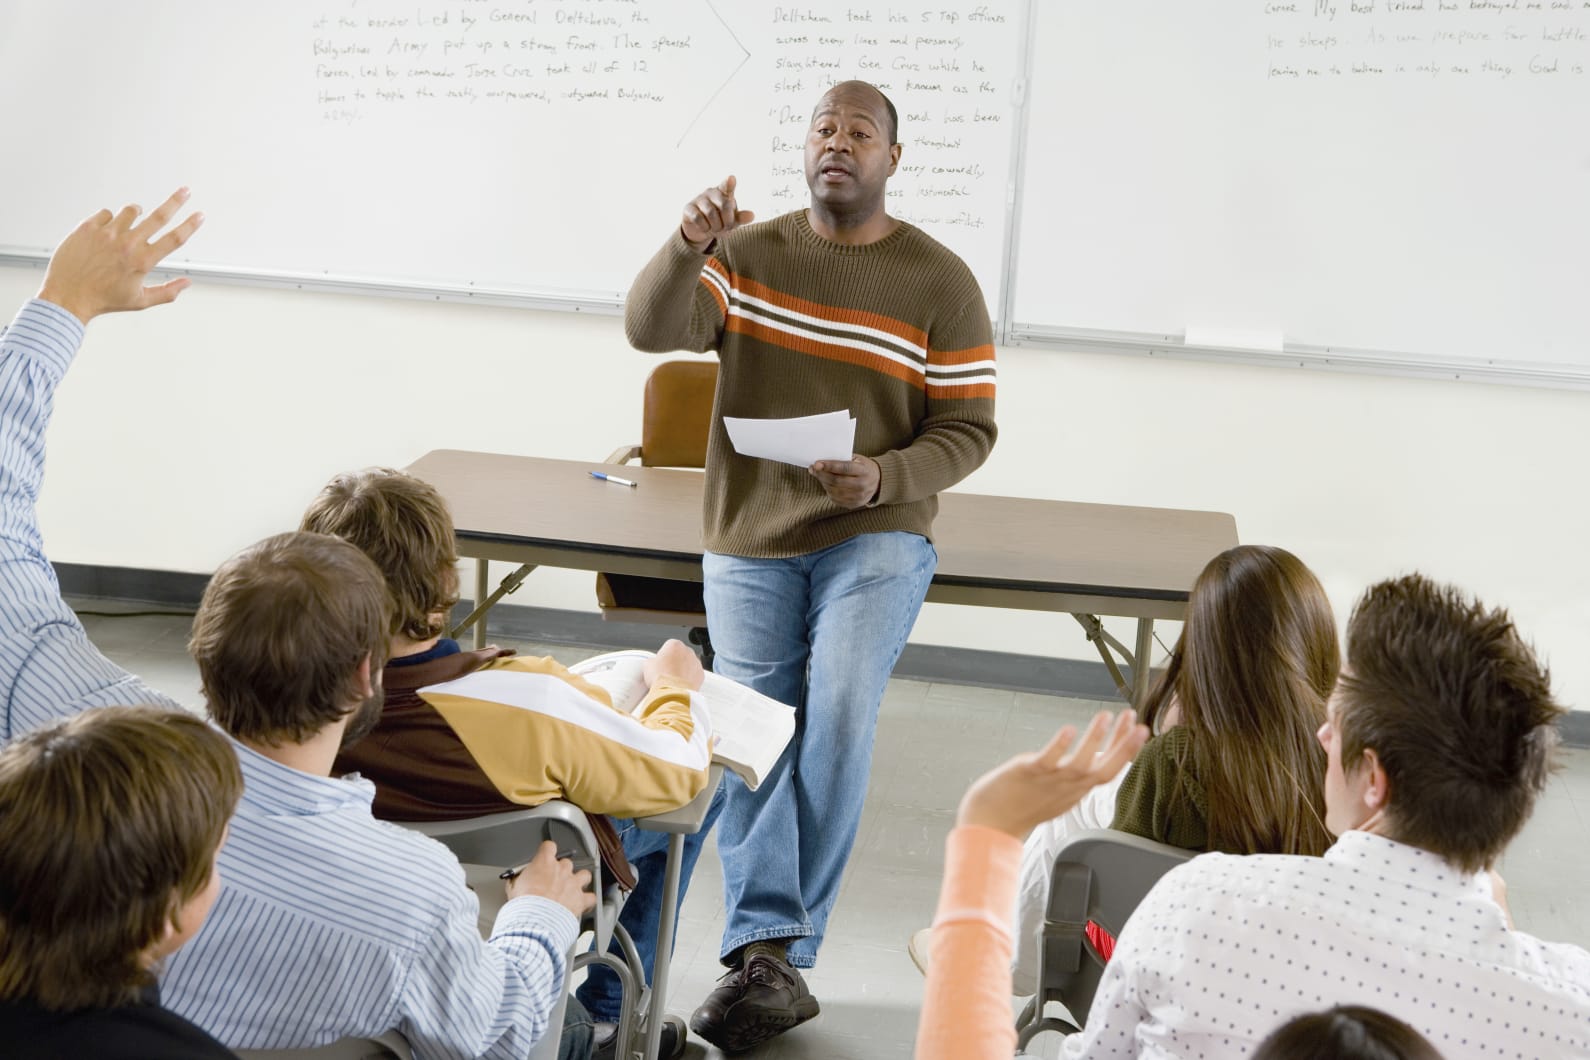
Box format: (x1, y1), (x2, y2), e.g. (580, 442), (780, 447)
(557, 995), (593, 1060)
(704, 531), (937, 969)
(575, 779), (727, 1023)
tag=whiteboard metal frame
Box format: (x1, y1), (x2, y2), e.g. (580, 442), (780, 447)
(1006, 323), (1590, 391)
(0, 249), (625, 316)
(995, 0), (1042, 348)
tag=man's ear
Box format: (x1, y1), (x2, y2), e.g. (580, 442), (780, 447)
(888, 142), (902, 175)
(1360, 746), (1391, 813)
(355, 653), (374, 699)
(141, 894), (185, 967)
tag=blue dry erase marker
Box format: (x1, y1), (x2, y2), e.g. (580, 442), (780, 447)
(589, 471), (638, 488)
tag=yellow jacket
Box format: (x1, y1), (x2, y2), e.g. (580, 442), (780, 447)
(419, 655), (712, 818)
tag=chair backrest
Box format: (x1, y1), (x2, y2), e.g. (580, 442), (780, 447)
(639, 360), (717, 468)
(406, 802), (614, 1060)
(406, 801), (620, 952)
(1022, 829), (1195, 1044)
(235, 1029), (411, 1059)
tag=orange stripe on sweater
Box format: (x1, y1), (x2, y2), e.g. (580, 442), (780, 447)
(931, 342), (996, 367)
(724, 271), (930, 351)
(727, 316), (926, 389)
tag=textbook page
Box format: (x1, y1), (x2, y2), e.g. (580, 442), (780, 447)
(569, 650), (795, 790)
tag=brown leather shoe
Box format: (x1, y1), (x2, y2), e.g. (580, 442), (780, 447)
(688, 952), (819, 1052)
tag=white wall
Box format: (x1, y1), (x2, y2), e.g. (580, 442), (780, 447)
(5, 266), (1586, 712)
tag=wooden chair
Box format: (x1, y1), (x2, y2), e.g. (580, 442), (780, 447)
(1015, 829), (1195, 1050)
(598, 360), (718, 666)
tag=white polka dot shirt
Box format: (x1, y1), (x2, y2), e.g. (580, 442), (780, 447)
(1060, 831), (1590, 1059)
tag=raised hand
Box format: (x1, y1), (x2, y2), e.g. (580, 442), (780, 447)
(38, 187), (204, 324)
(956, 710), (1150, 841)
(681, 175), (755, 253)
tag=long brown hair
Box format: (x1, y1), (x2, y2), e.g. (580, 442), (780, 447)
(1140, 544), (1338, 856)
(0, 707), (242, 1010)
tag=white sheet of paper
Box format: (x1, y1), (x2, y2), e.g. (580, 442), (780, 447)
(723, 410), (856, 467)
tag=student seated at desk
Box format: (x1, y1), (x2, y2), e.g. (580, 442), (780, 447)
(0, 707), (242, 1060)
(912, 544), (1339, 989)
(0, 194), (594, 1059)
(301, 467), (724, 1059)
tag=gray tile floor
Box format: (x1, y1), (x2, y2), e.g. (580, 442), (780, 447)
(79, 604), (1590, 1058)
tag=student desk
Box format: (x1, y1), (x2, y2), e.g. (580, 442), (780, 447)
(403, 449), (1240, 703)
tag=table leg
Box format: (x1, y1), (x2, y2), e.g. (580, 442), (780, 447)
(1131, 618), (1155, 707)
(474, 560), (489, 650)
(641, 833), (686, 1060)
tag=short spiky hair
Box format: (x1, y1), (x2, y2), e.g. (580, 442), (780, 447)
(1338, 574), (1562, 872)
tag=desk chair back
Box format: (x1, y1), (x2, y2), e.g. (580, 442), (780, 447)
(597, 360), (719, 664)
(406, 802), (624, 1060)
(1016, 829), (1195, 1049)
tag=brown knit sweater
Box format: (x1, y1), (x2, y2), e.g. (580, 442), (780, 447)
(625, 210), (998, 557)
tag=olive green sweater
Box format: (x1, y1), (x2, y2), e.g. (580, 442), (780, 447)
(624, 210), (998, 557)
(1110, 727), (1212, 851)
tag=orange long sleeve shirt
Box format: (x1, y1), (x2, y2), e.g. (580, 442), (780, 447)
(915, 825), (1022, 1060)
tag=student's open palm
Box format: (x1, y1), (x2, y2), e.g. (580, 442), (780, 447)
(956, 710), (1149, 841)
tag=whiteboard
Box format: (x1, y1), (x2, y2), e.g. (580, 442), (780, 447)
(0, 0), (1023, 312)
(1009, 1), (1590, 380)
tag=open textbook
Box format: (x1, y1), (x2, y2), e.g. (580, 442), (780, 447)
(570, 650), (796, 792)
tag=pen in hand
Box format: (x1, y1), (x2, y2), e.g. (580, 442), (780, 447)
(589, 471), (638, 489)
(500, 849), (578, 881)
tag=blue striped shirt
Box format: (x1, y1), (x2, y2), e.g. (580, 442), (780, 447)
(0, 299), (180, 738)
(2, 300), (580, 1057)
(164, 740), (580, 1058)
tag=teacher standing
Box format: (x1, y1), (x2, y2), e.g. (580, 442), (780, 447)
(624, 79), (997, 1052)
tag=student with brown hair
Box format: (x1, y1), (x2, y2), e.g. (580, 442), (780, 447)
(162, 532), (594, 1059)
(302, 466), (723, 1057)
(0, 707), (242, 1059)
(997, 544), (1338, 988)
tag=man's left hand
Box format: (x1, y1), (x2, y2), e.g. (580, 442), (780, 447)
(810, 454), (880, 509)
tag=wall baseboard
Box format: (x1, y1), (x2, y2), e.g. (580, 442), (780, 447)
(53, 562), (1590, 748)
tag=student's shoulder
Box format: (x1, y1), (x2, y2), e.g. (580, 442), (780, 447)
(1154, 845), (1316, 897)
(0, 998), (236, 1060)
